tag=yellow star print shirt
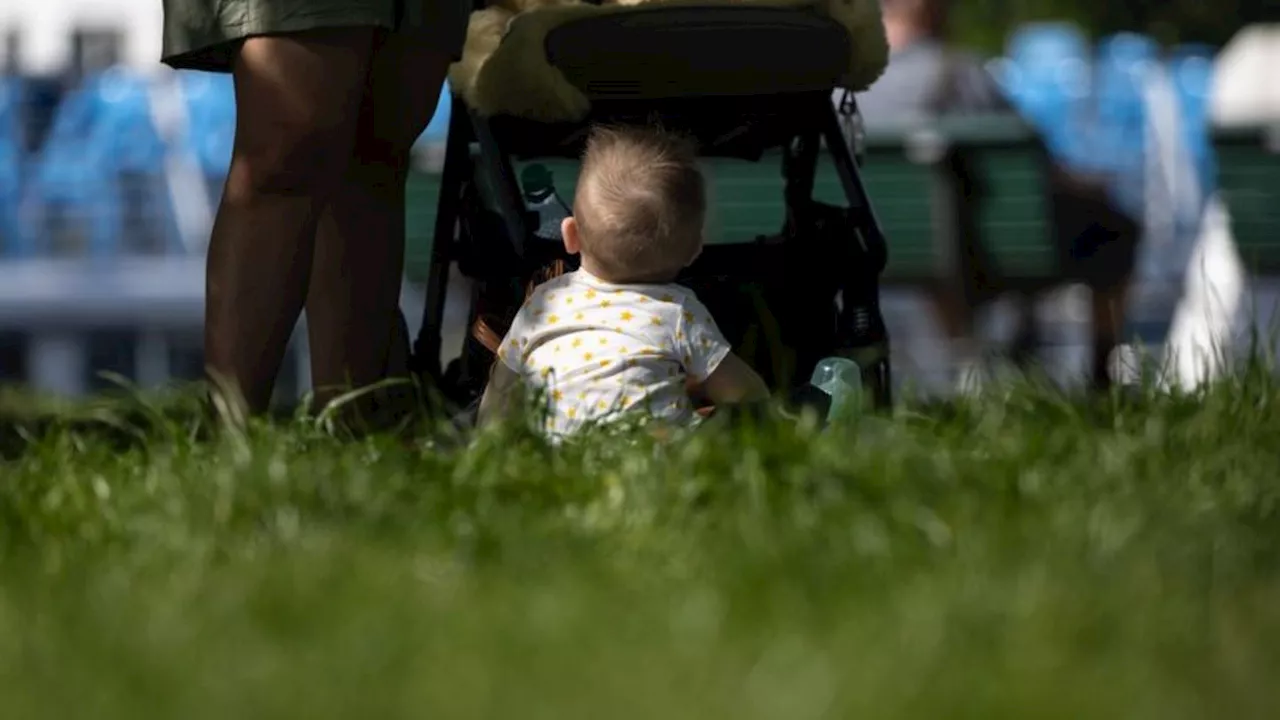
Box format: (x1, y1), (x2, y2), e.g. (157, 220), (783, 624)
(497, 269), (733, 437)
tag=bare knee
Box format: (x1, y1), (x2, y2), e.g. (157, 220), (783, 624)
(344, 136), (411, 194)
(340, 105), (432, 199)
(345, 101), (426, 191)
(344, 43), (454, 188)
(224, 31), (376, 201)
(228, 129), (356, 200)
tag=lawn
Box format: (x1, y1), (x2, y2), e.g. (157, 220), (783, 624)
(2, 371), (1280, 719)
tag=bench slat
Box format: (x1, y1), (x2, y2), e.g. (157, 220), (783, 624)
(405, 122), (1056, 285)
(1213, 126), (1280, 273)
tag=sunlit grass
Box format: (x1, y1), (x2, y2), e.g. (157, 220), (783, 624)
(2, 367), (1280, 718)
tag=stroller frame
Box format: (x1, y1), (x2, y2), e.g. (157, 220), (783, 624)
(409, 18), (894, 412)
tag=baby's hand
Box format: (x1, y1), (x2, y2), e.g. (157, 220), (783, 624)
(684, 377), (714, 417)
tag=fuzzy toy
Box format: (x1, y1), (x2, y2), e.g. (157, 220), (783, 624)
(448, 0), (585, 120)
(449, 0), (888, 122)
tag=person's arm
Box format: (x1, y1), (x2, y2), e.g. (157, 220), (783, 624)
(477, 361), (524, 428)
(700, 352), (770, 406)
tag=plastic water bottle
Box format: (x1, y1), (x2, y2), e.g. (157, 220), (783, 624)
(521, 164), (571, 242)
(809, 356), (865, 423)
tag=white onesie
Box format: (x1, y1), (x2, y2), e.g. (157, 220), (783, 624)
(497, 269), (733, 436)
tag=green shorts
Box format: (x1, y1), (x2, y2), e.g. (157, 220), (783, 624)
(161, 0), (470, 72)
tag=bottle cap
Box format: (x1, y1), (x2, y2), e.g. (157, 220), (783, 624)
(810, 356), (863, 424)
(810, 356), (861, 397)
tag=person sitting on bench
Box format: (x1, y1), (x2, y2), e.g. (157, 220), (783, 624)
(855, 0), (1139, 390)
(478, 126), (769, 436)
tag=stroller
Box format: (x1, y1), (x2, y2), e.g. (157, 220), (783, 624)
(409, 0), (896, 417)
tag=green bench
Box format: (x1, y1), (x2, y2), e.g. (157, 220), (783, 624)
(1213, 125), (1280, 273)
(406, 172), (444, 285)
(861, 117), (1057, 284)
(406, 121), (1280, 284)
(406, 115), (1057, 288)
(853, 116), (1134, 388)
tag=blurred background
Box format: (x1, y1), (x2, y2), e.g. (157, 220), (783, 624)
(0, 0), (1277, 400)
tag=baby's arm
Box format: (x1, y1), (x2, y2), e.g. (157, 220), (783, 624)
(677, 295), (770, 408)
(700, 352), (770, 406)
(478, 288), (544, 428)
(477, 361), (523, 428)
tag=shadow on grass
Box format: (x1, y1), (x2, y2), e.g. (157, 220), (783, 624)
(3, 334), (1279, 465)
(0, 374), (469, 460)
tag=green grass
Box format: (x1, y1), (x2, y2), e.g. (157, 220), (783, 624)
(3, 371), (1280, 719)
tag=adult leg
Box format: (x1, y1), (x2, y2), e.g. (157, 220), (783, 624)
(927, 287), (982, 390)
(928, 286), (975, 347)
(205, 29), (376, 414)
(1049, 168), (1140, 391)
(306, 33), (453, 421)
(1089, 211), (1140, 391)
(1090, 280), (1130, 390)
(1008, 290), (1041, 368)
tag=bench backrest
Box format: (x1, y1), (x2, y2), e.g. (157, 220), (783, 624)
(1213, 125), (1280, 273)
(403, 115), (1055, 287)
(858, 115), (1055, 284)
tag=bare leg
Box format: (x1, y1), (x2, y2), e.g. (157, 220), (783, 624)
(929, 285), (973, 341)
(205, 30), (376, 414)
(1009, 290), (1040, 368)
(928, 285), (981, 387)
(1090, 280), (1131, 391)
(306, 34), (453, 424)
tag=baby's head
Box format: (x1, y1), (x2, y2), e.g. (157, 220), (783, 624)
(561, 126), (706, 284)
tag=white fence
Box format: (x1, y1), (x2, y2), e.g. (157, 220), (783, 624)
(0, 255), (432, 398)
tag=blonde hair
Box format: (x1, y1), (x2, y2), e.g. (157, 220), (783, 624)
(573, 126), (706, 283)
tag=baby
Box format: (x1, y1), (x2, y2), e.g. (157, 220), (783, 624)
(478, 126), (769, 436)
